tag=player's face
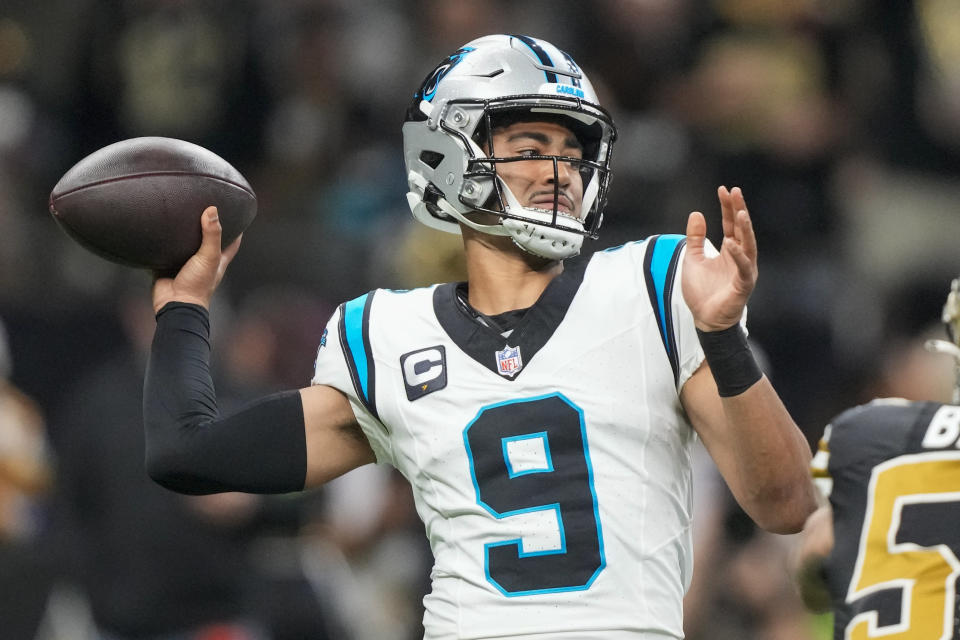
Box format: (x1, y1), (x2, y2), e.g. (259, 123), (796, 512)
(489, 121), (585, 219)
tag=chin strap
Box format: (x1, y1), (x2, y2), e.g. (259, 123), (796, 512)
(406, 170), (511, 237)
(435, 195), (511, 236)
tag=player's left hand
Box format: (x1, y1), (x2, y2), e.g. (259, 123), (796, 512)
(682, 186), (757, 331)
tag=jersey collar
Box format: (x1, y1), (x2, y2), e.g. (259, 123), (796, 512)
(433, 256), (589, 380)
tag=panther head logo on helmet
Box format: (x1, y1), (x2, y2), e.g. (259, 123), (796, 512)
(402, 34), (617, 261)
(415, 46), (475, 103)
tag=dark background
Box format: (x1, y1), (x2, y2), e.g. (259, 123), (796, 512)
(1, 1), (958, 639)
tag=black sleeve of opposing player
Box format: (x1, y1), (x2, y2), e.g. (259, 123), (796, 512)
(143, 302), (307, 495)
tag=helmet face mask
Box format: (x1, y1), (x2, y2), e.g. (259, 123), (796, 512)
(403, 35), (617, 260)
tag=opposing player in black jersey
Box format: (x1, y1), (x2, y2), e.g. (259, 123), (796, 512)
(794, 276), (960, 640)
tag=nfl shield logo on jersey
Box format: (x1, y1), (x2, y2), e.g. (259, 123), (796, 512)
(495, 344), (523, 377)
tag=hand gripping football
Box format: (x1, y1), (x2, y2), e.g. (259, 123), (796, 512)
(49, 137), (257, 272)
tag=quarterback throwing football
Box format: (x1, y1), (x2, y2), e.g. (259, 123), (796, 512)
(144, 35), (817, 639)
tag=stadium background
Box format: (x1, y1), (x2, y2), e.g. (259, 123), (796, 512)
(0, 1), (958, 639)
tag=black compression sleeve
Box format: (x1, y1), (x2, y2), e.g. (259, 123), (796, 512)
(143, 302), (307, 495)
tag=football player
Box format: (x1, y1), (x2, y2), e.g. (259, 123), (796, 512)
(794, 277), (960, 639)
(144, 35), (817, 639)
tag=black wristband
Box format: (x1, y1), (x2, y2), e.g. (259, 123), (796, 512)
(696, 324), (763, 397)
(144, 301), (307, 494)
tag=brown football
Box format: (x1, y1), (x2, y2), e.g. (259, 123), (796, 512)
(49, 137), (257, 272)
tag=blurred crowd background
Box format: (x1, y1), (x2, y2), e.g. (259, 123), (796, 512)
(0, 0), (958, 639)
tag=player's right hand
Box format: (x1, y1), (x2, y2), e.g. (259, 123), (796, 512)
(152, 207), (242, 313)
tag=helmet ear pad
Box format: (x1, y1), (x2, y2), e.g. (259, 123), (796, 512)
(403, 111), (502, 235)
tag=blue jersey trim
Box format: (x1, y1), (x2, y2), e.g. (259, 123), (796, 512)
(343, 295), (369, 397)
(650, 235), (684, 351)
(339, 291), (379, 419)
(644, 235), (686, 383)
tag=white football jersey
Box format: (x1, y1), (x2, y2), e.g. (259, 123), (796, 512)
(312, 235), (708, 640)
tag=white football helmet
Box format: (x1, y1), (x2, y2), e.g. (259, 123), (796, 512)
(925, 276), (960, 403)
(402, 34), (617, 260)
